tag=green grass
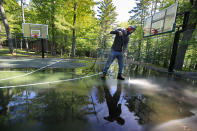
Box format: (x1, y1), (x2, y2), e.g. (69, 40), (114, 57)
(0, 47), (41, 57)
(0, 48), (12, 56)
(0, 47), (61, 58)
(0, 47), (98, 59)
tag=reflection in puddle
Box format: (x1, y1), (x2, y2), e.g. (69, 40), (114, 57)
(152, 109), (197, 131)
(0, 63), (197, 131)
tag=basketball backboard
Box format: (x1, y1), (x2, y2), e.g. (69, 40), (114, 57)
(143, 3), (178, 37)
(22, 23), (48, 39)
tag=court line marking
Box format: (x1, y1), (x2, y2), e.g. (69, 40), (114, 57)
(0, 59), (64, 81)
(0, 72), (102, 89)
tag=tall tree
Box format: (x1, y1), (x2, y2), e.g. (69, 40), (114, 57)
(21, 0), (29, 50)
(0, 0), (13, 53)
(21, 0), (25, 23)
(129, 0), (150, 25)
(97, 0), (117, 49)
(0, 23), (2, 48)
(63, 0), (96, 57)
(71, 2), (77, 58)
(50, 0), (56, 54)
(31, 0), (97, 57)
(129, 0), (150, 61)
(31, 0), (58, 53)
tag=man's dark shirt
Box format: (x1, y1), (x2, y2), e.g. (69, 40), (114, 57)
(110, 28), (130, 53)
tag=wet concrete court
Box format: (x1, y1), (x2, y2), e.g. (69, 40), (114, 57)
(0, 58), (197, 131)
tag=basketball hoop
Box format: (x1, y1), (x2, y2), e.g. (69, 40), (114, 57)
(143, 3), (178, 37)
(23, 23), (48, 39)
(153, 29), (158, 35)
(34, 34), (38, 38)
(30, 34), (38, 38)
(144, 28), (158, 35)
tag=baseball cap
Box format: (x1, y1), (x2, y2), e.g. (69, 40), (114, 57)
(127, 26), (136, 31)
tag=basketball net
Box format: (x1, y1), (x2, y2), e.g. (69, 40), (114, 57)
(144, 28), (158, 35)
(34, 34), (38, 38)
(30, 34), (38, 38)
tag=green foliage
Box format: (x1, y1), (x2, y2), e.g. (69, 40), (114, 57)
(1, 0), (21, 33)
(27, 0), (99, 57)
(97, 0), (117, 48)
(127, 0), (197, 71)
(129, 0), (150, 23)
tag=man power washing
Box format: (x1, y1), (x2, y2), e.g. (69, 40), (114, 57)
(101, 26), (136, 80)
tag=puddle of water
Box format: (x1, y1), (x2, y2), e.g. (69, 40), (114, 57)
(0, 62), (197, 131)
(0, 60), (100, 87)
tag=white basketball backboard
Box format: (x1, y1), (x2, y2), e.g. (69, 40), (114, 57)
(143, 3), (178, 37)
(22, 23), (48, 39)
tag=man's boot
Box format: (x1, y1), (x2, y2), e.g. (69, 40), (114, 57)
(117, 74), (125, 80)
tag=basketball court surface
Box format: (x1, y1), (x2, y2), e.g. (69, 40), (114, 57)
(0, 57), (197, 131)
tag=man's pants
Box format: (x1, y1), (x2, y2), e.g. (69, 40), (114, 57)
(103, 50), (124, 75)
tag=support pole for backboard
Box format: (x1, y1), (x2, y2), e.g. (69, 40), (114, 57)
(41, 38), (45, 58)
(14, 33), (17, 58)
(168, 11), (190, 72)
(168, 30), (181, 72)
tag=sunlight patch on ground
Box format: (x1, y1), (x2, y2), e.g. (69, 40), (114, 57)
(183, 89), (197, 99)
(127, 78), (162, 91)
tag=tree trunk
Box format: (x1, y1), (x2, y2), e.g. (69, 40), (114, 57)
(137, 40), (141, 61)
(0, 23), (2, 48)
(21, 0), (29, 51)
(194, 63), (197, 70)
(21, 0), (25, 23)
(51, 23), (55, 54)
(153, 0), (158, 14)
(0, 40), (2, 48)
(51, 1), (56, 55)
(20, 39), (23, 50)
(0, 0), (13, 53)
(71, 2), (77, 58)
(145, 39), (150, 62)
(25, 39), (29, 51)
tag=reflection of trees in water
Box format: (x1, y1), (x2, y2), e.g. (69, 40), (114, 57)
(35, 89), (91, 123)
(124, 91), (195, 125)
(0, 86), (94, 130)
(0, 88), (21, 128)
(124, 95), (153, 125)
(142, 67), (148, 77)
(0, 88), (12, 114)
(127, 65), (141, 77)
(127, 65), (156, 78)
(134, 65), (139, 74)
